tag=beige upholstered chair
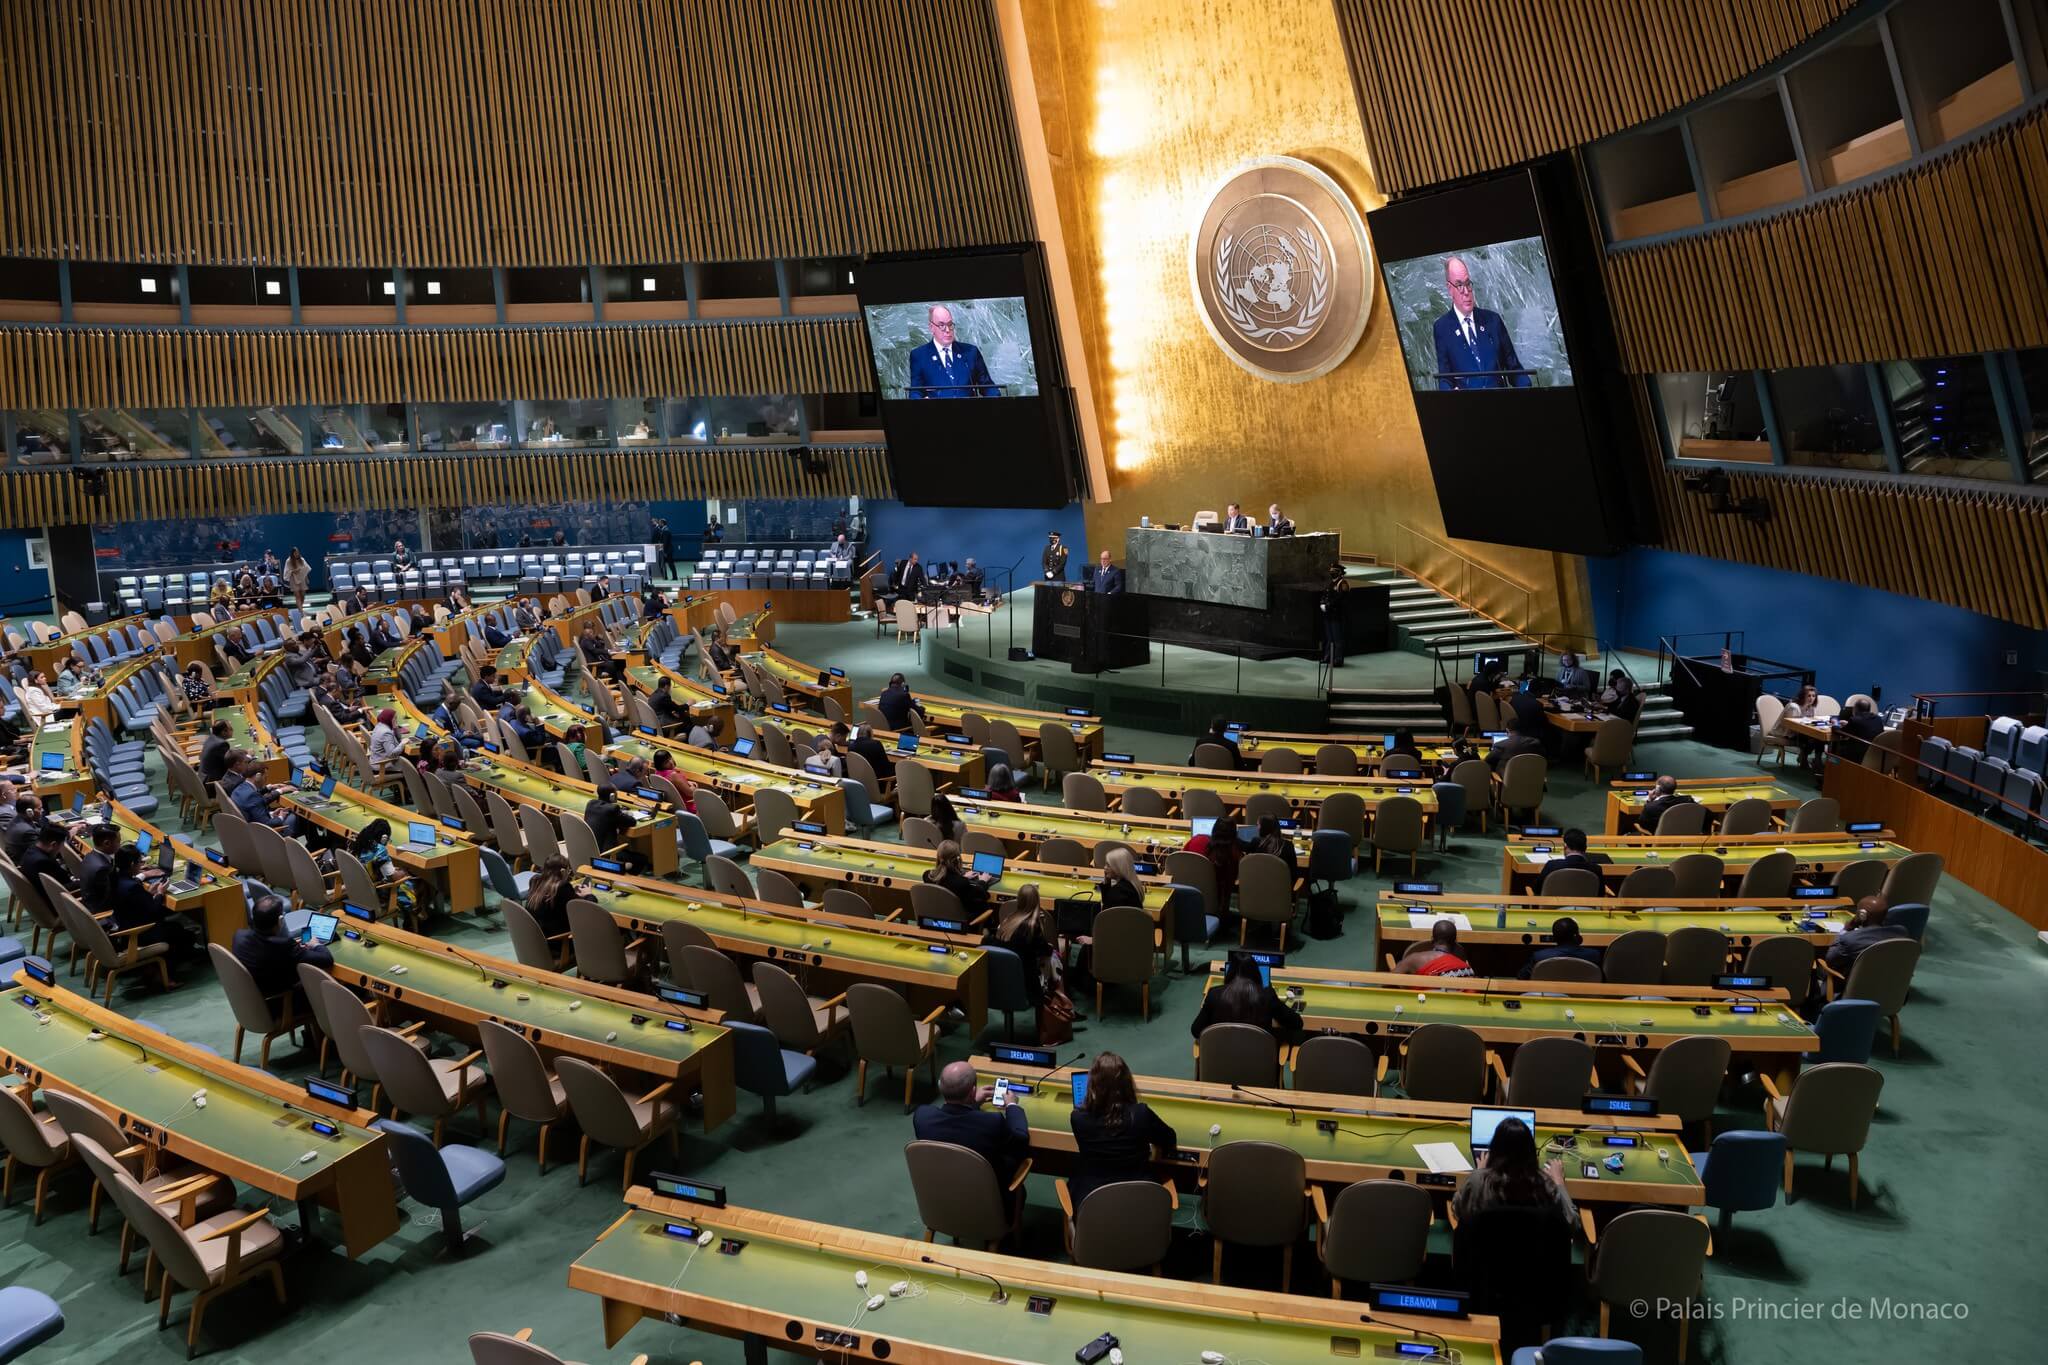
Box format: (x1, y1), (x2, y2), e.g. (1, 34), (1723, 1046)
(1202, 1140), (1314, 1290)
(905, 1140), (1026, 1250)
(360, 1025), (490, 1147)
(555, 1057), (680, 1191)
(477, 1019), (571, 1172)
(1762, 1062), (1884, 1205)
(845, 982), (942, 1111)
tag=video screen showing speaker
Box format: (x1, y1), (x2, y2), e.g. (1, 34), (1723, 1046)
(1367, 165), (1639, 556)
(1381, 235), (1574, 391)
(863, 298), (1039, 400)
(859, 246), (1077, 509)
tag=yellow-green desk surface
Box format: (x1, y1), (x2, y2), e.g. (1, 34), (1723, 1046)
(968, 1057), (1701, 1210)
(579, 871), (989, 1033)
(950, 794), (1314, 860)
(1500, 832), (1910, 891)
(571, 1192), (1504, 1361)
(1093, 761), (1439, 815)
(1206, 962), (1813, 1054)
(321, 922), (735, 1129)
(1374, 897), (1851, 948)
(876, 691), (1108, 758)
(751, 836), (1177, 921)
(0, 978), (398, 1255)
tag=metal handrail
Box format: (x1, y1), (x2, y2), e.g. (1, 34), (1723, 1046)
(1388, 523), (1538, 638)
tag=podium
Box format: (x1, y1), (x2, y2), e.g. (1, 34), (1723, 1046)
(1032, 582), (1150, 673)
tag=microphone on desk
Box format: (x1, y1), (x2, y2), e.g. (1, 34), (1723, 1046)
(1229, 1082), (1301, 1126)
(443, 941), (494, 984)
(1016, 1049), (1091, 1096)
(919, 1253), (1009, 1304)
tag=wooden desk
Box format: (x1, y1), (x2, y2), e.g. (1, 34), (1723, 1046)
(26, 614), (148, 677)
(321, 921), (734, 1132)
(28, 723), (95, 812)
(948, 793), (1313, 862)
(776, 713), (988, 790)
(88, 799), (251, 947)
(750, 834), (1177, 929)
(1235, 730), (1461, 774)
(1500, 830), (1910, 894)
(575, 870), (989, 1036)
(570, 1190), (1503, 1362)
(869, 690), (1107, 761)
(0, 978), (397, 1257)
(1374, 894), (1848, 959)
(970, 1055), (1699, 1212)
(458, 752), (679, 877)
(605, 734), (846, 835)
(281, 782), (485, 913)
(1604, 776), (1803, 835)
(1094, 759), (1437, 824)
(749, 647), (851, 718)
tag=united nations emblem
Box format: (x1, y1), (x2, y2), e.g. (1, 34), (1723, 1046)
(1190, 156), (1372, 383)
(1060, 590), (1076, 608)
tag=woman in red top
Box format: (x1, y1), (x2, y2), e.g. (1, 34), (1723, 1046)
(1184, 815), (1243, 911)
(986, 764), (1025, 803)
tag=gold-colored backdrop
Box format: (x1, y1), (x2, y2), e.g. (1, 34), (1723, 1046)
(1017, 0), (1590, 640)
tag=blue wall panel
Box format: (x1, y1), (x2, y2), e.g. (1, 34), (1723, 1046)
(862, 500), (1089, 590)
(1590, 547), (2048, 705)
(0, 531), (51, 616)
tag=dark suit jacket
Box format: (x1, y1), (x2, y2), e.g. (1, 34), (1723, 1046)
(199, 736), (233, 784)
(912, 1100), (1028, 1182)
(1093, 566), (1125, 595)
(1639, 792), (1696, 832)
(1432, 307), (1530, 389)
(900, 564), (928, 597)
(1555, 666), (1594, 696)
(79, 850), (116, 913)
(1224, 514), (1254, 534)
(1487, 733), (1545, 772)
(1191, 733), (1242, 767)
(1535, 851), (1611, 893)
(905, 341), (997, 398)
(1042, 542), (1069, 580)
(1069, 1103), (1178, 1205)
(849, 735), (895, 782)
(877, 687), (924, 731)
(1518, 944), (1603, 979)
(232, 927), (331, 999)
(583, 797), (632, 854)
(1836, 712), (1885, 763)
(19, 846), (73, 896)
(1189, 984), (1302, 1039)
(1825, 922), (1912, 978)
(1265, 518), (1295, 537)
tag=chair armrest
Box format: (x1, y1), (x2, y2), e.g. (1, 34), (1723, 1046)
(152, 1173), (222, 1204)
(1310, 1184), (1330, 1223)
(114, 1142), (149, 1161)
(634, 1080), (675, 1108)
(1486, 1051), (1510, 1097)
(197, 1207), (269, 1241)
(1757, 1072), (1783, 1102)
(882, 909), (904, 923)
(546, 930), (573, 942)
(513, 1329), (535, 1343)
(1696, 1211), (1714, 1256)
(450, 1048), (485, 1069)
(1006, 1158), (1033, 1192)
(1375, 1052), (1389, 1082)
(394, 1020), (428, 1038)
(968, 910), (994, 928)
(1382, 952), (1397, 971)
(1579, 1207), (1598, 1244)
(814, 992), (848, 1012)
(1162, 1179), (1179, 1208)
(1619, 1053), (1647, 1081)
(918, 1005), (948, 1027)
(1054, 1177), (1074, 1217)
(109, 922), (155, 940)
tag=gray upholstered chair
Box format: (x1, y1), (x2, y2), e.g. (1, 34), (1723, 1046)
(1120, 786), (1168, 817)
(1036, 837), (1088, 868)
(1530, 954), (1601, 982)
(1236, 851), (1294, 948)
(1498, 1036), (1594, 1109)
(1259, 746), (1302, 775)
(1585, 1209), (1710, 1359)
(1654, 802), (1709, 836)
(1830, 937), (1920, 1055)
(1829, 858), (1888, 904)
(1537, 867), (1602, 901)
(1737, 850), (1796, 899)
(1742, 935), (1816, 995)
(1202, 1140), (1312, 1289)
(1317, 1179), (1432, 1296)
(1037, 724), (1084, 791)
(1622, 1034), (1730, 1137)
(845, 982), (941, 1111)
(1370, 794), (1425, 876)
(360, 1025), (490, 1147)
(905, 1140), (1026, 1250)
(1615, 865), (1676, 900)
(751, 960), (846, 1058)
(477, 1019), (570, 1172)
(677, 944), (761, 1023)
(1669, 853), (1725, 898)
(1061, 770), (1106, 812)
(1718, 797), (1774, 835)
(1058, 1178), (1175, 1273)
(1290, 1033), (1375, 1097)
(1600, 929), (1667, 985)
(208, 942), (300, 1068)
(1661, 926), (1730, 986)
(567, 898), (643, 987)
(1315, 744), (1357, 777)
(1090, 905), (1156, 1020)
(1397, 1023), (1488, 1104)
(1196, 1022), (1280, 1087)
(1762, 1061), (1883, 1205)
(1787, 797), (1841, 833)
(1880, 851), (1943, 905)
(0, 1083), (76, 1224)
(555, 1056), (680, 1191)
(504, 901), (571, 971)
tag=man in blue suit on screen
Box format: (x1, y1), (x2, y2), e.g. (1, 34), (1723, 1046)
(906, 305), (998, 398)
(1431, 257), (1531, 389)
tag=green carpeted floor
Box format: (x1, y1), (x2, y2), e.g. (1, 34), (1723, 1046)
(3, 614), (2038, 1364)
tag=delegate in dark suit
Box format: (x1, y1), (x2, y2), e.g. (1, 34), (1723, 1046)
(232, 925), (332, 1001)
(905, 341), (997, 399)
(1091, 565), (1125, 594)
(912, 1098), (1029, 1184)
(1432, 308), (1530, 390)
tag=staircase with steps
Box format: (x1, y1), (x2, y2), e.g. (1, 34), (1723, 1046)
(1338, 566), (1693, 740)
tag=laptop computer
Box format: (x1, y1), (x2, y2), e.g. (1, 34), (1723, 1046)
(1469, 1105), (1537, 1154)
(38, 750), (67, 772)
(730, 737), (755, 758)
(896, 732), (919, 753)
(169, 860), (204, 894)
(1189, 816), (1216, 839)
(406, 820), (438, 850)
(970, 851), (1004, 879)
(301, 912), (340, 946)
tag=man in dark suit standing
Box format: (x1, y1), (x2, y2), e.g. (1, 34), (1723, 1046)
(912, 1062), (1028, 1185)
(905, 306), (997, 398)
(899, 552), (928, 598)
(1432, 257), (1530, 390)
(1091, 550), (1124, 595)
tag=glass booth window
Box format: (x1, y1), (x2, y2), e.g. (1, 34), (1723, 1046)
(11, 412), (70, 464)
(1768, 366), (1887, 471)
(708, 394), (800, 444)
(419, 403), (511, 452)
(1655, 371), (1772, 462)
(660, 397), (711, 444)
(199, 408), (299, 458)
(518, 398), (610, 449)
(2012, 347), (2048, 482)
(81, 409), (193, 461)
(1882, 356), (2012, 481)
(615, 397), (660, 445)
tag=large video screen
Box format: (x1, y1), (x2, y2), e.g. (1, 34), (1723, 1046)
(1367, 165), (1642, 556)
(862, 297), (1040, 400)
(858, 247), (1077, 509)
(1381, 235), (1575, 390)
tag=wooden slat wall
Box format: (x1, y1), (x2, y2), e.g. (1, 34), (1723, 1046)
(1648, 462), (2048, 629)
(1330, 0), (1856, 195)
(0, 318), (873, 408)
(0, 0), (1031, 266)
(0, 447), (895, 528)
(1604, 106), (2048, 371)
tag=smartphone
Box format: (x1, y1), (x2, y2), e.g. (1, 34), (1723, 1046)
(992, 1079), (1011, 1107)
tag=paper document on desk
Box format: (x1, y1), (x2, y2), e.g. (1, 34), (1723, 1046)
(1816, 920), (1845, 932)
(1524, 852), (1551, 865)
(1415, 1142), (1472, 1174)
(1408, 911), (1472, 931)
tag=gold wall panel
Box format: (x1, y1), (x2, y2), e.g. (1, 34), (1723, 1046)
(1648, 462), (2048, 630)
(1019, 0), (1589, 641)
(1605, 106), (2048, 371)
(0, 0), (1031, 267)
(0, 318), (872, 409)
(0, 448), (895, 530)
(1331, 0), (1856, 195)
